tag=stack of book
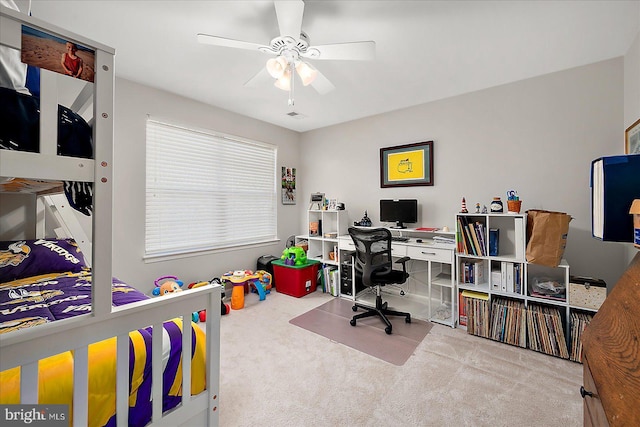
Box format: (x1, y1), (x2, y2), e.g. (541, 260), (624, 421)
(570, 311), (593, 363)
(459, 260), (485, 285)
(462, 290), (490, 338)
(490, 297), (527, 348)
(456, 216), (487, 256)
(526, 303), (569, 359)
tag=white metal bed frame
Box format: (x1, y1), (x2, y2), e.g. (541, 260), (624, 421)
(0, 6), (220, 426)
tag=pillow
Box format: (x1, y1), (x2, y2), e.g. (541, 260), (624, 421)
(0, 239), (88, 283)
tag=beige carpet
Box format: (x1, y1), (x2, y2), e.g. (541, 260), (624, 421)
(219, 290), (583, 427)
(290, 297), (433, 365)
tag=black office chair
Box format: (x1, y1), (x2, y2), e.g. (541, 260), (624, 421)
(348, 227), (411, 334)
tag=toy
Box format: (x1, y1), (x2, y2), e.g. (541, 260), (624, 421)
(221, 270), (253, 310)
(281, 246), (307, 266)
(220, 269), (273, 309)
(187, 278), (230, 320)
(248, 270), (272, 301)
(153, 275), (183, 296)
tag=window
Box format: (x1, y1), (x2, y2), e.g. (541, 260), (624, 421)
(145, 119), (277, 257)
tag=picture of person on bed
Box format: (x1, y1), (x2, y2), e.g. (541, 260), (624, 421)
(61, 41), (83, 78)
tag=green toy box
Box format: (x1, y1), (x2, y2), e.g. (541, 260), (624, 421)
(272, 260), (320, 298)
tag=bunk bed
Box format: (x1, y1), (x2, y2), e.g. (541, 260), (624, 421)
(0, 5), (221, 427)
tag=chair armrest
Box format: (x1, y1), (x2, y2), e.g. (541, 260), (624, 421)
(394, 256), (410, 274)
(394, 256), (410, 265)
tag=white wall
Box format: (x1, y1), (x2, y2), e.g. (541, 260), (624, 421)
(110, 78), (300, 291)
(624, 30), (640, 267)
(299, 58), (627, 288)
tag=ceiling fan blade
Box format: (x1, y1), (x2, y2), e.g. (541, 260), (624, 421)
(197, 33), (268, 52)
(244, 67), (272, 88)
(309, 68), (335, 95)
(303, 41), (376, 61)
(274, 0), (304, 38)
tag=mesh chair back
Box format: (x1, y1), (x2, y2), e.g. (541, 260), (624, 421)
(348, 227), (393, 287)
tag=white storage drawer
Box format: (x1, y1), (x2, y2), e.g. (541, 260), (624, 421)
(338, 237), (408, 257)
(338, 237), (356, 251)
(406, 245), (453, 263)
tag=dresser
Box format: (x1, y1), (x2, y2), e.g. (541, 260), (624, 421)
(581, 252), (640, 426)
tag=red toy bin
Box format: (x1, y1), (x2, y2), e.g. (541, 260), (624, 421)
(272, 260), (320, 298)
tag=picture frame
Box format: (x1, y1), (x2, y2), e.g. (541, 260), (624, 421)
(309, 192), (325, 210)
(21, 25), (95, 82)
(380, 141), (433, 188)
(625, 118), (640, 155)
(281, 166), (296, 205)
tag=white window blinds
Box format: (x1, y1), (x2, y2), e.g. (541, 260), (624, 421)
(145, 119), (277, 257)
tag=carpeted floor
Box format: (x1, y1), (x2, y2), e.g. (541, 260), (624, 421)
(290, 297), (433, 365)
(219, 290), (583, 426)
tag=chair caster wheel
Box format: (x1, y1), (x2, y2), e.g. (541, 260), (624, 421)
(385, 326), (392, 334)
(350, 319), (356, 326)
(352, 305), (358, 312)
(405, 316), (411, 323)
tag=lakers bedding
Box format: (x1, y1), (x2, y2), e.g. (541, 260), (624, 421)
(0, 238), (207, 427)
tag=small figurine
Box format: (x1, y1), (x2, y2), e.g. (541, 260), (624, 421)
(354, 211), (372, 227)
(460, 198), (468, 213)
(475, 203), (481, 213)
(482, 205), (488, 214)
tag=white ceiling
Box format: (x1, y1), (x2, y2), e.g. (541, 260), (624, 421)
(26, 0), (640, 132)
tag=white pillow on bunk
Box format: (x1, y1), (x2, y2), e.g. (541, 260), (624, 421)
(0, 0), (31, 95)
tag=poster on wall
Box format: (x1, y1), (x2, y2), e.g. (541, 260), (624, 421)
(380, 141), (434, 187)
(281, 166), (296, 205)
(21, 25), (95, 82)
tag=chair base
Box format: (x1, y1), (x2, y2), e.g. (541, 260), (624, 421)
(350, 293), (411, 335)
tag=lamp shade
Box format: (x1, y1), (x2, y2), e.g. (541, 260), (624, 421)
(274, 68), (291, 91)
(266, 55), (288, 79)
(295, 61), (318, 86)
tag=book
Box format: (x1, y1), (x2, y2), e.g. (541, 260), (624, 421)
(489, 228), (499, 256)
(500, 261), (507, 292)
(591, 154), (640, 242)
(514, 217), (525, 260)
(458, 291), (467, 327)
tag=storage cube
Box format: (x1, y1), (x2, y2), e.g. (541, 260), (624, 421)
(569, 276), (606, 310)
(272, 260), (320, 298)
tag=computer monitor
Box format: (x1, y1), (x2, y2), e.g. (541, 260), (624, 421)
(379, 199), (418, 229)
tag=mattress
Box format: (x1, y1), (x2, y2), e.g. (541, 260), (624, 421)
(0, 239), (207, 427)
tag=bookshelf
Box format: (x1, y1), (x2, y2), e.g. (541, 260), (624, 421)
(455, 213), (598, 362)
(295, 209), (348, 296)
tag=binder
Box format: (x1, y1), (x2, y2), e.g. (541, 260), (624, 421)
(514, 217), (525, 260)
(591, 154), (640, 242)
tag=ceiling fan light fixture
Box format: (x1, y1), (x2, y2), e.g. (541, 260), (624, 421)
(266, 55), (288, 79)
(295, 61), (317, 86)
(274, 68), (291, 91)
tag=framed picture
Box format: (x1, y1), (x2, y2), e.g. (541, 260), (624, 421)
(625, 118), (640, 154)
(380, 141), (433, 188)
(21, 25), (95, 82)
(281, 166), (296, 205)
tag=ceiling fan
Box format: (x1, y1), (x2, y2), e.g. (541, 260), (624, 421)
(197, 0), (375, 106)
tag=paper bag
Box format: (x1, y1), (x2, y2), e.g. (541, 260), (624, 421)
(526, 209), (572, 267)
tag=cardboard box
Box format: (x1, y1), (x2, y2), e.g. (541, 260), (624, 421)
(630, 199), (640, 249)
(569, 276), (606, 310)
(272, 260), (320, 298)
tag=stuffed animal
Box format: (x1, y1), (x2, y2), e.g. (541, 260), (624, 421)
(152, 275), (184, 296)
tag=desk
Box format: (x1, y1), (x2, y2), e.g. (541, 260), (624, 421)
(338, 235), (456, 327)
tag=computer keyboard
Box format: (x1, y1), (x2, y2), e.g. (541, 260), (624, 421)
(391, 236), (409, 242)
